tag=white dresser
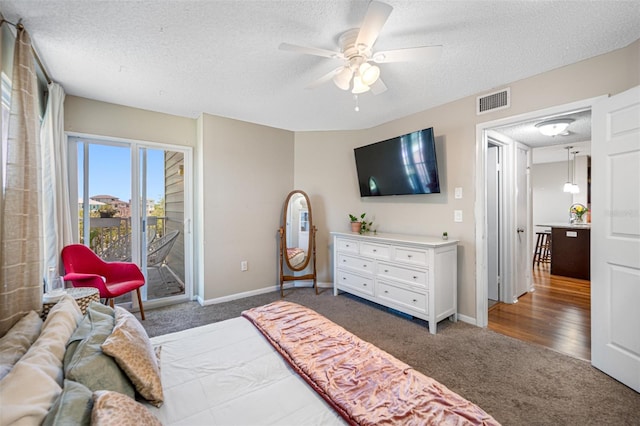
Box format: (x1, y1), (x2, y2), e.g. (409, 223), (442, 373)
(331, 231), (458, 334)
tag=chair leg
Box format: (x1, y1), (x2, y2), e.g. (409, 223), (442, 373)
(136, 288), (145, 320)
(109, 299), (114, 308)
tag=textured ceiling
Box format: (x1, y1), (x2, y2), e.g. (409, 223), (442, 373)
(0, 1), (639, 132)
(495, 109), (592, 163)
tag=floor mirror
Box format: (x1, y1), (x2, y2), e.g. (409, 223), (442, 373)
(278, 190), (317, 297)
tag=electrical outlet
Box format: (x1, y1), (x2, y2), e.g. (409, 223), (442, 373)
(454, 210), (463, 222)
(241, 261), (248, 271)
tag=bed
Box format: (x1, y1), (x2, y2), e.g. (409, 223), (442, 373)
(0, 295), (500, 425)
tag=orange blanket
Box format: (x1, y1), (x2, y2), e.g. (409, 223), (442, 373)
(242, 301), (500, 426)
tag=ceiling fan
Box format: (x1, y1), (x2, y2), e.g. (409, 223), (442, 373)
(279, 0), (442, 95)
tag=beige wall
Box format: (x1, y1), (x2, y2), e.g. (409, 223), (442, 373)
(65, 96), (197, 146)
(294, 39), (639, 319)
(199, 113), (294, 300)
(63, 39), (638, 317)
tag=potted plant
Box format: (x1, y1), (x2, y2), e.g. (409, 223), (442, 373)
(349, 213), (373, 234)
(442, 231), (448, 240)
(98, 204), (117, 218)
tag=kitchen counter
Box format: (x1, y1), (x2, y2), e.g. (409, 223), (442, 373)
(537, 222), (591, 229)
(536, 224), (590, 280)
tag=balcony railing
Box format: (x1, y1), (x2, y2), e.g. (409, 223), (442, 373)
(81, 216), (166, 261)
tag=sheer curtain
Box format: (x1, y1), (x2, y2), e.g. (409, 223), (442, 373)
(40, 82), (72, 275)
(0, 27), (42, 335)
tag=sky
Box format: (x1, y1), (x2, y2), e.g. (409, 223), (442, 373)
(78, 144), (165, 203)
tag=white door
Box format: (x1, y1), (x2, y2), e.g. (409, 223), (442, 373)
(487, 145), (500, 301)
(514, 143), (532, 298)
(591, 86), (640, 392)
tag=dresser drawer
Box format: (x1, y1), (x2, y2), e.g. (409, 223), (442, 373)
(377, 281), (428, 314)
(377, 262), (427, 289)
(336, 238), (359, 254)
(337, 253), (374, 275)
(336, 270), (374, 296)
(394, 247), (429, 266)
(360, 242), (391, 260)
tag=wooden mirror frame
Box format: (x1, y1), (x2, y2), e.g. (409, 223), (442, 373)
(278, 190), (317, 297)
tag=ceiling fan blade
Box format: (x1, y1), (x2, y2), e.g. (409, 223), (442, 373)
(373, 45), (443, 63)
(305, 67), (343, 89)
(370, 78), (387, 95)
(279, 42), (343, 60)
(355, 1), (393, 48)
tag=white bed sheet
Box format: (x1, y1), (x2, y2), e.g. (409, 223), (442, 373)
(147, 317), (346, 426)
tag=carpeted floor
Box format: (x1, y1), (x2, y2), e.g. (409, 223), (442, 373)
(142, 288), (640, 425)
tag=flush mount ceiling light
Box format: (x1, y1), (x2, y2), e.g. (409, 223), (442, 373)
(535, 118), (574, 136)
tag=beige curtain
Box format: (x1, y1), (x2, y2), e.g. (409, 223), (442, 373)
(41, 83), (72, 275)
(0, 27), (42, 335)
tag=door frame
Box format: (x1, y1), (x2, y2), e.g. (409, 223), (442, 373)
(474, 96), (605, 327)
(67, 131), (194, 309)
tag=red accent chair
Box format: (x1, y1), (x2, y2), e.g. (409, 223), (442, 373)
(61, 244), (146, 320)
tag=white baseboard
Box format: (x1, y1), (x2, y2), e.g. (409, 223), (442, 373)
(197, 281), (333, 306)
(457, 313), (477, 326)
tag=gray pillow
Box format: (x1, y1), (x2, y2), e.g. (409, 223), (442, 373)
(64, 302), (114, 364)
(64, 304), (134, 397)
(42, 379), (93, 426)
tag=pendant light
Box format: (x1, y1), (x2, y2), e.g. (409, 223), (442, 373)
(563, 146), (573, 193)
(570, 150), (580, 194)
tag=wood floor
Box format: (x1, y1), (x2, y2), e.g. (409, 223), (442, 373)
(488, 265), (591, 361)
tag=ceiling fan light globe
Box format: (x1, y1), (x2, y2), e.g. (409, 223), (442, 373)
(333, 67), (353, 91)
(359, 63), (380, 85)
(351, 75), (370, 94)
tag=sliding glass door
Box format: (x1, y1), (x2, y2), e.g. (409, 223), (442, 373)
(70, 136), (191, 307)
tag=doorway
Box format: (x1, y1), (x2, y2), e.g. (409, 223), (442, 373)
(68, 134), (193, 310)
(475, 98), (600, 351)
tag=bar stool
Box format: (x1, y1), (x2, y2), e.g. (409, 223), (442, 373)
(532, 231), (551, 267)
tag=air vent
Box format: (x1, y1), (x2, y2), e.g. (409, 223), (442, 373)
(477, 88), (510, 115)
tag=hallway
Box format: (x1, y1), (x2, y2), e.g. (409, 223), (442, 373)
(488, 265), (591, 361)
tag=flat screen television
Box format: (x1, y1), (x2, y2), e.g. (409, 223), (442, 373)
(354, 127), (440, 197)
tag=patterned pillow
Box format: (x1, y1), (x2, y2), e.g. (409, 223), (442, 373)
(101, 307), (163, 407)
(91, 390), (162, 426)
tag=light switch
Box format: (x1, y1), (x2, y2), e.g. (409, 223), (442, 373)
(455, 187), (463, 199)
(454, 210), (463, 222)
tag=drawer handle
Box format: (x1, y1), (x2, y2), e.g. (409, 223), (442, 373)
(407, 254), (413, 258)
(373, 249), (377, 252)
(384, 290), (389, 294)
(363, 283), (367, 286)
(413, 276), (418, 279)
(412, 299), (417, 303)
(384, 269), (389, 273)
(342, 259), (346, 262)
(363, 264), (367, 267)
(342, 277), (346, 280)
